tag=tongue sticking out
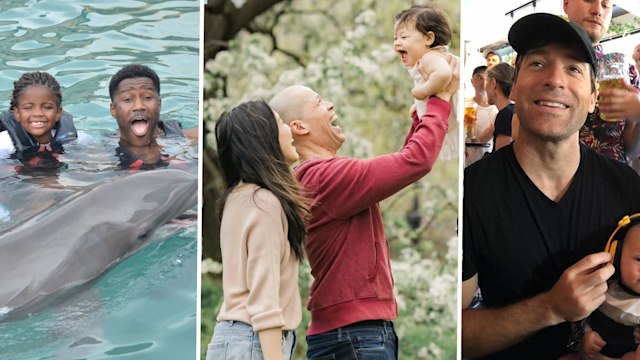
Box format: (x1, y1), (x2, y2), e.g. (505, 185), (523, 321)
(131, 119), (149, 137)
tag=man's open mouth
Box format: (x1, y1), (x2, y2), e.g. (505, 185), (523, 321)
(131, 118), (149, 136)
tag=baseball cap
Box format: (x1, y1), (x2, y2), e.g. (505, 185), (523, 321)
(508, 13), (597, 76)
(483, 49), (499, 59)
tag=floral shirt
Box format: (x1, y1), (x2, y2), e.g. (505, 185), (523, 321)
(579, 44), (640, 162)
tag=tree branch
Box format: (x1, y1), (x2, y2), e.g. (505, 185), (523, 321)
(203, 0), (285, 62)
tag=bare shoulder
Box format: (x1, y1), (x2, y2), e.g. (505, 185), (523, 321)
(423, 47), (449, 59)
(421, 50), (452, 70)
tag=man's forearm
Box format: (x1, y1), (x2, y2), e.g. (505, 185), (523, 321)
(462, 291), (562, 358)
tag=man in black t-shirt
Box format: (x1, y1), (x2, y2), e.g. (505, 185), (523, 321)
(462, 13), (640, 360)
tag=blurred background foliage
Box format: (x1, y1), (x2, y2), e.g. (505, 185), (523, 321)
(202, 0), (460, 358)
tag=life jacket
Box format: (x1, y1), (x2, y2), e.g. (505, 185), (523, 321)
(13, 148), (67, 176)
(113, 120), (184, 170)
(115, 143), (170, 171)
(158, 120), (183, 137)
(0, 110), (77, 152)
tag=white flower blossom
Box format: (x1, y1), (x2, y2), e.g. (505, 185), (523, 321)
(201, 258), (223, 275)
(354, 9), (376, 26)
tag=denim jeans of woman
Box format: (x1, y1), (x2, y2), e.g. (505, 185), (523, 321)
(306, 320), (398, 359)
(206, 320), (297, 360)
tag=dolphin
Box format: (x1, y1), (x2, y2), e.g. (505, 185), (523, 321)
(0, 169), (197, 320)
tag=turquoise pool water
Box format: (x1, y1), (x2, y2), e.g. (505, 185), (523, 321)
(0, 1), (199, 359)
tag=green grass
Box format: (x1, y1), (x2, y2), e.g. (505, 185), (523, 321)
(200, 275), (223, 358)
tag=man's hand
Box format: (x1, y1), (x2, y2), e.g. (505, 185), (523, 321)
(580, 328), (606, 360)
(435, 54), (459, 102)
(599, 82), (640, 121)
(409, 104), (417, 118)
(462, 253), (612, 358)
(182, 126), (199, 142)
(545, 252), (613, 324)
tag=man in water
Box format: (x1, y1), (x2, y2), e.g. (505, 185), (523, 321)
(108, 64), (198, 169)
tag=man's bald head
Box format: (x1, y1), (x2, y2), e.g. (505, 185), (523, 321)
(269, 85), (342, 160)
(269, 85), (310, 124)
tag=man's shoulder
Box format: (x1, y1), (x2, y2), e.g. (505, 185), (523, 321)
(294, 157), (358, 194)
(464, 147), (517, 204)
(295, 156), (348, 175)
(582, 144), (637, 174)
(158, 120), (184, 137)
(580, 144), (640, 189)
(465, 147), (512, 178)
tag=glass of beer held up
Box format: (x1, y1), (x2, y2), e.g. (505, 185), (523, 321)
(597, 52), (628, 122)
(464, 98), (477, 141)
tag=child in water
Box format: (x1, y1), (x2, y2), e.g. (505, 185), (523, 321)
(0, 71), (77, 157)
(394, 4), (458, 160)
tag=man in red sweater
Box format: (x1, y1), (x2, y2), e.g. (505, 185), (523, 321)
(270, 56), (458, 359)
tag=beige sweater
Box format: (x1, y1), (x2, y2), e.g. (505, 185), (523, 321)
(216, 183), (302, 331)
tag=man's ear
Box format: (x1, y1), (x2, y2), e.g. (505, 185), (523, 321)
(12, 107), (20, 122)
(289, 120), (309, 135)
(509, 77), (518, 102)
(588, 87), (597, 113)
(110, 102), (116, 118)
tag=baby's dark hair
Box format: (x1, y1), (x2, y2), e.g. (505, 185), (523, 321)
(11, 72), (62, 110)
(395, 4), (452, 47)
(109, 64), (160, 101)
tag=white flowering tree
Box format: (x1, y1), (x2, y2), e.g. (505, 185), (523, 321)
(202, 0), (460, 358)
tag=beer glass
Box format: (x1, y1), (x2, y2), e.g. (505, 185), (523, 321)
(597, 52), (628, 122)
(464, 98), (477, 141)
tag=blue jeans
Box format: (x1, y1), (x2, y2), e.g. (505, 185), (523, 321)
(206, 320), (297, 360)
(306, 320), (398, 359)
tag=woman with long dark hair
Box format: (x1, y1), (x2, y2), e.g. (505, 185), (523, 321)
(206, 100), (309, 360)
